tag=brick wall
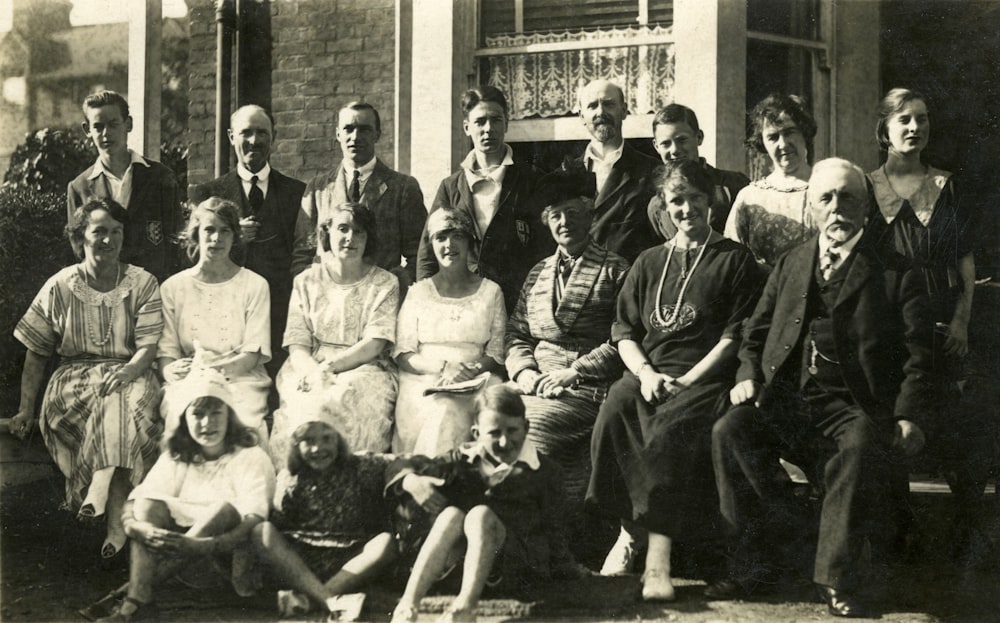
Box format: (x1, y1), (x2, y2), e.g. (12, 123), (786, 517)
(185, 0), (398, 188)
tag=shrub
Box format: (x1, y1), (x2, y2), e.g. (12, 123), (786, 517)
(0, 186), (69, 409)
(3, 127), (96, 194)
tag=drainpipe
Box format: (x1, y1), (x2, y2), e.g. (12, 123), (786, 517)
(215, 0), (236, 178)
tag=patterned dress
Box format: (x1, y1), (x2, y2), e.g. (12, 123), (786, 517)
(504, 241), (629, 503)
(272, 264), (398, 464)
(724, 179), (818, 268)
(158, 268), (272, 436)
(392, 278), (506, 453)
(271, 454), (393, 579)
(14, 264), (163, 512)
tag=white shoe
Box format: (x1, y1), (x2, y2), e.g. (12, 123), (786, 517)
(600, 531), (638, 575)
(641, 568), (676, 602)
(390, 604), (418, 623)
(326, 593), (365, 621)
(277, 589), (311, 617)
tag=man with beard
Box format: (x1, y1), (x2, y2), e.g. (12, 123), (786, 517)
(708, 158), (933, 618)
(571, 80), (659, 263)
(190, 104), (306, 386)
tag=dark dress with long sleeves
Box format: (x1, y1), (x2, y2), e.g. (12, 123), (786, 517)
(586, 233), (763, 541)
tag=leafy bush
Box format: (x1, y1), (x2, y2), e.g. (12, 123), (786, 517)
(0, 186), (70, 409)
(3, 127), (97, 194)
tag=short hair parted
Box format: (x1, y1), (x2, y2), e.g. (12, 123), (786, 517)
(285, 421), (352, 476)
(875, 88), (927, 151)
(83, 90), (130, 120)
(473, 384), (526, 422)
(654, 159), (715, 204)
(461, 86), (509, 119)
(341, 101), (382, 135)
(230, 104), (275, 132)
(318, 201), (380, 260)
(183, 197), (245, 262)
(652, 103), (701, 135)
(167, 395), (258, 463)
(66, 198), (129, 260)
(746, 93), (818, 157)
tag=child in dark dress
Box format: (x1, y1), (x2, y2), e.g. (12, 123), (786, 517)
(387, 385), (581, 623)
(251, 411), (396, 621)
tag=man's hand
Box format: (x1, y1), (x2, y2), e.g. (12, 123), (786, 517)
(730, 379), (765, 407)
(402, 474), (448, 514)
(239, 216), (260, 243)
(893, 419), (926, 457)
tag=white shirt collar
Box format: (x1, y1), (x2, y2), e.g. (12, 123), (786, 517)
(458, 436), (541, 473)
(461, 145), (514, 189)
(583, 140), (624, 169)
(88, 149), (148, 180)
(819, 227), (864, 258)
(237, 162), (271, 183)
(343, 157), (377, 180)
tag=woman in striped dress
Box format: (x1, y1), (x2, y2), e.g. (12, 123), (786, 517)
(505, 171), (629, 506)
(10, 198), (164, 561)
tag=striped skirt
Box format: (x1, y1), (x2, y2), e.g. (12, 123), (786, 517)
(39, 360), (163, 512)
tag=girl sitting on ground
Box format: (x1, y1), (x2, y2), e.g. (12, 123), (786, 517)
(251, 411), (397, 620)
(94, 370), (275, 623)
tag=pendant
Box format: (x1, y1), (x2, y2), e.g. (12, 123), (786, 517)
(808, 365), (819, 375)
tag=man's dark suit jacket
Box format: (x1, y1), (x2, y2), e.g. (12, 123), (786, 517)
(416, 162), (554, 314)
(292, 160), (426, 282)
(574, 143), (659, 263)
(190, 168), (306, 373)
(736, 234), (935, 428)
(67, 157), (181, 282)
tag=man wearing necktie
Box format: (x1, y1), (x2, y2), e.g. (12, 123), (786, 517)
(189, 105), (307, 389)
(292, 102), (426, 290)
(708, 158), (934, 617)
(571, 80), (659, 263)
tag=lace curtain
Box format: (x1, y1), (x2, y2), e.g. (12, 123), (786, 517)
(485, 25), (674, 120)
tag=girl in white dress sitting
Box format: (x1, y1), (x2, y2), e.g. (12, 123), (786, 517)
(93, 370), (276, 623)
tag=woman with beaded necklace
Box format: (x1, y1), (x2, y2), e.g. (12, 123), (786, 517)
(10, 198), (164, 561)
(588, 160), (764, 601)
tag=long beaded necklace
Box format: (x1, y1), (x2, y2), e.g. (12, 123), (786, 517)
(652, 239), (708, 331)
(81, 263), (121, 347)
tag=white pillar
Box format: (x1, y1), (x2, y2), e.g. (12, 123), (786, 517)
(672, 0), (746, 172)
(127, 0), (162, 159)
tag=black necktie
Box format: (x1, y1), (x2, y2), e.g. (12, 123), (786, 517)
(248, 175), (264, 215)
(349, 170), (361, 202)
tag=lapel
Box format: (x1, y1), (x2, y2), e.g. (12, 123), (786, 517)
(529, 253), (562, 335)
(496, 162), (519, 212)
(594, 148), (632, 211)
(366, 161), (390, 204)
(835, 242), (875, 308)
(126, 159), (152, 209)
(222, 170), (249, 214)
(784, 240), (818, 314)
(553, 241), (604, 328)
(328, 166), (350, 205)
(453, 172), (480, 236)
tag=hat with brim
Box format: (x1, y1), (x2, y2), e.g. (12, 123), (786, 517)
(528, 167), (598, 218)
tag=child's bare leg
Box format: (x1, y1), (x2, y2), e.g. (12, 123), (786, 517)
(396, 507), (467, 612)
(450, 505), (506, 614)
(116, 499), (174, 616)
(251, 522), (330, 604)
(325, 532), (397, 596)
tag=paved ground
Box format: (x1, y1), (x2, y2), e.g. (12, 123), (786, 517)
(3, 434), (1000, 623)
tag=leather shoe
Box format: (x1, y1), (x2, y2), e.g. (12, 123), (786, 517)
(815, 584), (870, 618)
(704, 578), (751, 600)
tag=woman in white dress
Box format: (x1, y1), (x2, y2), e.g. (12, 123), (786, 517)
(272, 202), (399, 464)
(158, 198), (272, 442)
(393, 207), (506, 455)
